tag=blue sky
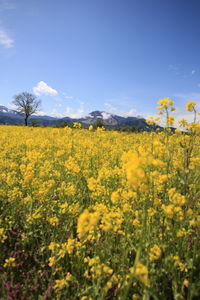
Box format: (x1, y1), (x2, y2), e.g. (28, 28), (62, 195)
(0, 0), (200, 119)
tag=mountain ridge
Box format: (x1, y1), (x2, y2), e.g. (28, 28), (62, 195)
(0, 105), (147, 128)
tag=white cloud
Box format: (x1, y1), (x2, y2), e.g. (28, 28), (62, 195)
(64, 102), (86, 118)
(33, 81), (58, 96)
(174, 110), (198, 123)
(101, 112), (111, 120)
(61, 92), (73, 99)
(64, 107), (73, 114)
(72, 110), (85, 119)
(8, 103), (17, 110)
(49, 105), (86, 119)
(49, 109), (64, 118)
(33, 110), (45, 116)
(0, 28), (14, 48)
(143, 107), (200, 129)
(67, 108), (86, 119)
(104, 103), (137, 117)
(172, 94), (200, 126)
(191, 70), (196, 75)
(104, 103), (118, 114)
(121, 109), (137, 117)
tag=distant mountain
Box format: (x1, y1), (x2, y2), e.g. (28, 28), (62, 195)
(0, 105), (21, 115)
(0, 105), (58, 125)
(0, 105), (148, 129)
(0, 105), (9, 113)
(61, 110), (147, 128)
(0, 105), (24, 124)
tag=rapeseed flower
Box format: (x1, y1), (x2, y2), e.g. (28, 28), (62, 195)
(185, 101), (196, 112)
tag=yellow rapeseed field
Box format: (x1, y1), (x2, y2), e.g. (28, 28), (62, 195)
(0, 99), (200, 299)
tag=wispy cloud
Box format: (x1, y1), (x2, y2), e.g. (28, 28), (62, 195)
(8, 102), (17, 110)
(33, 81), (58, 96)
(33, 110), (45, 116)
(0, 0), (15, 12)
(0, 27), (14, 48)
(61, 92), (73, 99)
(104, 103), (118, 114)
(104, 103), (137, 117)
(49, 106), (86, 119)
(67, 108), (85, 118)
(64, 95), (73, 99)
(168, 64), (181, 75)
(169, 65), (198, 77)
(174, 92), (200, 103)
(122, 108), (137, 117)
(142, 108), (199, 129)
(173, 109), (198, 124)
(65, 101), (86, 118)
(49, 109), (64, 118)
(191, 69), (196, 75)
(0, 1), (15, 49)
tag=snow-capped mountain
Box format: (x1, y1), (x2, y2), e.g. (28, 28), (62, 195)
(62, 110), (147, 128)
(0, 105), (9, 113)
(0, 105), (57, 125)
(79, 111), (119, 125)
(0, 105), (19, 114)
(0, 105), (147, 128)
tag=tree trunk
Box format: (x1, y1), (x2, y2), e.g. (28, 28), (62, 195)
(24, 116), (28, 126)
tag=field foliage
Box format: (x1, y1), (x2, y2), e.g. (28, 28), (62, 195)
(0, 99), (200, 299)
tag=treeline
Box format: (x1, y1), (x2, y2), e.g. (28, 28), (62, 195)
(29, 119), (146, 132)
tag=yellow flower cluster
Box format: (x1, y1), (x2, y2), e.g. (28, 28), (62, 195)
(0, 98), (199, 299)
(3, 257), (16, 268)
(84, 256), (113, 279)
(0, 227), (7, 243)
(149, 245), (161, 261)
(146, 116), (161, 126)
(121, 151), (148, 191)
(54, 272), (73, 290)
(73, 122), (82, 128)
(130, 262), (148, 286)
(185, 101), (196, 112)
(157, 97), (174, 108)
(156, 98), (175, 115)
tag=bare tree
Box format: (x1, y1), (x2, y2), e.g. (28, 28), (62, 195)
(12, 92), (41, 126)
